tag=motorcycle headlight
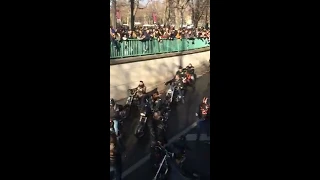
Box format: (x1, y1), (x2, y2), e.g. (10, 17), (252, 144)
(140, 113), (146, 116)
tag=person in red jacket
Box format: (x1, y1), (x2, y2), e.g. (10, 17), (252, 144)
(195, 97), (210, 141)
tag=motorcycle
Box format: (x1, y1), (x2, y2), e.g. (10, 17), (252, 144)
(182, 77), (187, 84)
(151, 139), (204, 180)
(174, 86), (185, 104)
(165, 82), (176, 103)
(118, 104), (130, 120)
(110, 118), (124, 137)
(110, 118), (114, 133)
(126, 88), (139, 106)
(165, 82), (184, 104)
(110, 105), (128, 137)
(162, 106), (170, 130)
(134, 98), (150, 139)
(106, 96), (131, 137)
(184, 70), (196, 91)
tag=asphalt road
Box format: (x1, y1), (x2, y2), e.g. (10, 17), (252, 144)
(115, 72), (210, 172)
(123, 126), (211, 180)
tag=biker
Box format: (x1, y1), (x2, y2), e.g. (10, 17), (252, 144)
(149, 91), (163, 114)
(134, 81), (147, 105)
(185, 63), (196, 87)
(175, 66), (186, 79)
(110, 98), (121, 137)
(166, 75), (186, 99)
(149, 111), (168, 146)
(110, 133), (122, 180)
(195, 97), (210, 141)
(185, 63), (195, 75)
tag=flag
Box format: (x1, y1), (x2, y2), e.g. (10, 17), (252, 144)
(152, 12), (157, 23)
(116, 10), (121, 20)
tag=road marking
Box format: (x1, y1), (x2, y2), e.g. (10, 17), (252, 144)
(185, 134), (210, 141)
(113, 121), (199, 180)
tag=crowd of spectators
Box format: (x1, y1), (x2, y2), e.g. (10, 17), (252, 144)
(110, 24), (210, 54)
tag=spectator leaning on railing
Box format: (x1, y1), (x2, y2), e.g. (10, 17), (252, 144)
(110, 25), (210, 54)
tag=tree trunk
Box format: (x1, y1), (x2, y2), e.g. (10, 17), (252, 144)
(113, 0), (117, 28)
(130, 0), (135, 30)
(180, 9), (184, 28)
(205, 6), (208, 28)
(190, 0), (195, 26)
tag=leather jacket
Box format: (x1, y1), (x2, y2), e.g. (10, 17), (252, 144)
(136, 85), (146, 97)
(110, 104), (121, 120)
(185, 66), (195, 74)
(150, 97), (162, 112)
(197, 103), (210, 120)
(175, 70), (186, 78)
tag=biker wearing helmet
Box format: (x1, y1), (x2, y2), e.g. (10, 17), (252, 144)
(165, 75), (186, 99)
(149, 91), (163, 113)
(149, 111), (168, 146)
(175, 66), (186, 79)
(185, 63), (195, 75)
(148, 92), (166, 142)
(135, 81), (147, 106)
(110, 98), (121, 137)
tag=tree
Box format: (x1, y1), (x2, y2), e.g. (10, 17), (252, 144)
(130, 0), (153, 29)
(189, 0), (209, 27)
(173, 0), (190, 28)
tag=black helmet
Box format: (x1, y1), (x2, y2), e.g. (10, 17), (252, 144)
(110, 98), (115, 106)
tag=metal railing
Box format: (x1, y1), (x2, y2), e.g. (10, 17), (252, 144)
(110, 38), (210, 59)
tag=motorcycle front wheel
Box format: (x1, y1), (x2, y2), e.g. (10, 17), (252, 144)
(134, 123), (145, 138)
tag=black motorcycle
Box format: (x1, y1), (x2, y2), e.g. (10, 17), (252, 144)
(174, 86), (185, 104)
(126, 88), (139, 106)
(165, 81), (185, 104)
(161, 105), (170, 130)
(118, 104), (130, 119)
(110, 104), (130, 136)
(151, 138), (207, 180)
(134, 98), (150, 138)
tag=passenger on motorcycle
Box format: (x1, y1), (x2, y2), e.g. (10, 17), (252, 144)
(134, 81), (147, 105)
(110, 98), (121, 137)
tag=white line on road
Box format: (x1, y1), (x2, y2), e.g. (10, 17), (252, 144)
(114, 121), (198, 180)
(185, 134), (210, 141)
